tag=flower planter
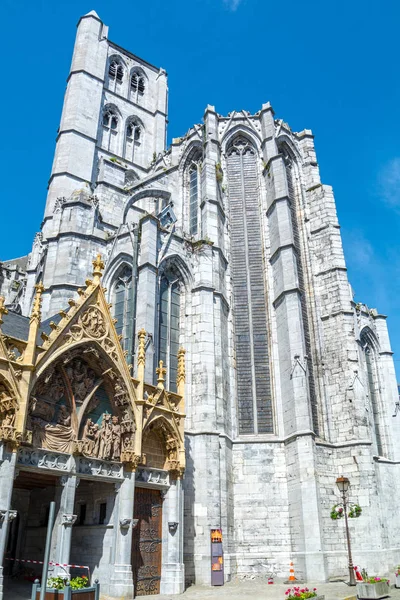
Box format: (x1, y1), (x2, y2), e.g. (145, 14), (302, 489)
(395, 574), (400, 589)
(31, 580), (100, 600)
(356, 581), (389, 599)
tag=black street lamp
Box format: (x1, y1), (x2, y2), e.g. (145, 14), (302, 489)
(336, 476), (356, 586)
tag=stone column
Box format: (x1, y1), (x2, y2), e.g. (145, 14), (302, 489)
(50, 475), (78, 577)
(0, 447), (17, 600)
(110, 467), (135, 597)
(160, 478), (184, 594)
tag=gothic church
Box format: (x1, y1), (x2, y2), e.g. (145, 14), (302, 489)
(0, 10), (399, 598)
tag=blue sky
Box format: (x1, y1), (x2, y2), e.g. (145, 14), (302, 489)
(2, 0), (400, 376)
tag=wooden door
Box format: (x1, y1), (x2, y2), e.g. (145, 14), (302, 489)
(132, 488), (162, 596)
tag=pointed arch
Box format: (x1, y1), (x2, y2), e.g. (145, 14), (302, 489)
(142, 413), (180, 470)
(181, 143), (203, 236)
(221, 125), (261, 155)
(30, 339), (137, 459)
(102, 103), (121, 154)
(157, 256), (190, 393)
(129, 67), (147, 104)
(124, 115), (144, 164)
(225, 127), (273, 435)
(107, 54), (126, 92)
(360, 326), (385, 456)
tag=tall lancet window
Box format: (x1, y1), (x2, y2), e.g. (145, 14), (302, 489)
(113, 266), (134, 360)
(186, 148), (202, 236)
(124, 119), (142, 163)
(226, 135), (273, 434)
(360, 329), (384, 456)
(189, 164), (199, 235)
(159, 268), (181, 393)
(102, 107), (119, 154)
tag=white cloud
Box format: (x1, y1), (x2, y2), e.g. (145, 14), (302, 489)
(378, 158), (400, 208)
(223, 0), (242, 11)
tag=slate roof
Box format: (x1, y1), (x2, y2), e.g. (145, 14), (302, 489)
(1, 311), (30, 341)
(1, 309), (65, 345)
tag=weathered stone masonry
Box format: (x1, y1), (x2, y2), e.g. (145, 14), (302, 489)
(1, 9), (400, 593)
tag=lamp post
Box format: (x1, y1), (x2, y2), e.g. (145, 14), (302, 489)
(336, 476), (356, 586)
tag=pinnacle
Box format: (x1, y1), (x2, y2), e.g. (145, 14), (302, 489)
(84, 10), (101, 20)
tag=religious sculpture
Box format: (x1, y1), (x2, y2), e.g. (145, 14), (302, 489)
(81, 412), (123, 461)
(27, 396), (75, 453)
(0, 382), (18, 440)
(64, 358), (96, 404)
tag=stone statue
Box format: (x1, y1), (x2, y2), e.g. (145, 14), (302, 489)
(65, 358), (96, 404)
(111, 416), (121, 461)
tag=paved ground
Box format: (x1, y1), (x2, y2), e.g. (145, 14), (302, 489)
(5, 578), (400, 600)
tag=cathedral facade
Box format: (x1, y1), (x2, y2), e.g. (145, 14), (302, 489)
(0, 10), (400, 597)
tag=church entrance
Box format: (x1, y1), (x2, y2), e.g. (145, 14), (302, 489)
(132, 488), (162, 596)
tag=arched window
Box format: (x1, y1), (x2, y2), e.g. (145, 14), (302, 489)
(113, 266), (134, 358)
(226, 135), (273, 435)
(184, 148), (202, 236)
(108, 60), (124, 92)
(102, 107), (119, 154)
(189, 164), (199, 235)
(159, 268), (181, 393)
(124, 119), (142, 163)
(360, 329), (384, 456)
(130, 70), (145, 103)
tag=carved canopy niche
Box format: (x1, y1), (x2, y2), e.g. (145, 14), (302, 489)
(142, 417), (180, 473)
(27, 346), (136, 461)
(0, 376), (19, 441)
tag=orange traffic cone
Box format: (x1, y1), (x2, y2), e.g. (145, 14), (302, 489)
(288, 562), (296, 582)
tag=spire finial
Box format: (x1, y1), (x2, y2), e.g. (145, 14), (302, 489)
(92, 253), (105, 284)
(0, 296), (8, 326)
(156, 360), (167, 389)
(31, 282), (45, 322)
(137, 329), (146, 366)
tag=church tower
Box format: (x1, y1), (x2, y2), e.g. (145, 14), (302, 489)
(22, 11), (168, 324)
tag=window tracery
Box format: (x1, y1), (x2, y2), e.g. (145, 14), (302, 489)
(102, 107), (119, 153)
(130, 70), (145, 103)
(124, 119), (142, 163)
(108, 60), (124, 92)
(112, 266), (134, 357)
(360, 329), (384, 456)
(184, 147), (202, 236)
(158, 266), (181, 393)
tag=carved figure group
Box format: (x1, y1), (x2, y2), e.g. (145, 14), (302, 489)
(28, 400), (75, 453)
(82, 413), (122, 461)
(64, 358), (96, 404)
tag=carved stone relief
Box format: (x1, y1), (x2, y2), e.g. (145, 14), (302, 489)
(27, 369), (75, 453)
(17, 447), (71, 471)
(76, 456), (123, 479)
(64, 357), (96, 404)
(0, 380), (19, 442)
(81, 306), (107, 339)
(136, 468), (169, 486)
(79, 411), (134, 462)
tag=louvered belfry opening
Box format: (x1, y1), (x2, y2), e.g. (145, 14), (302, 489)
(227, 136), (273, 434)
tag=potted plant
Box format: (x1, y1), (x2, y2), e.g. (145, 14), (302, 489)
(31, 576), (100, 600)
(356, 569), (389, 600)
(395, 565), (400, 589)
(285, 586), (324, 600)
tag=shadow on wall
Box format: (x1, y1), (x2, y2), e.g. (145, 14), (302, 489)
(71, 480), (116, 582)
(183, 435), (195, 588)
